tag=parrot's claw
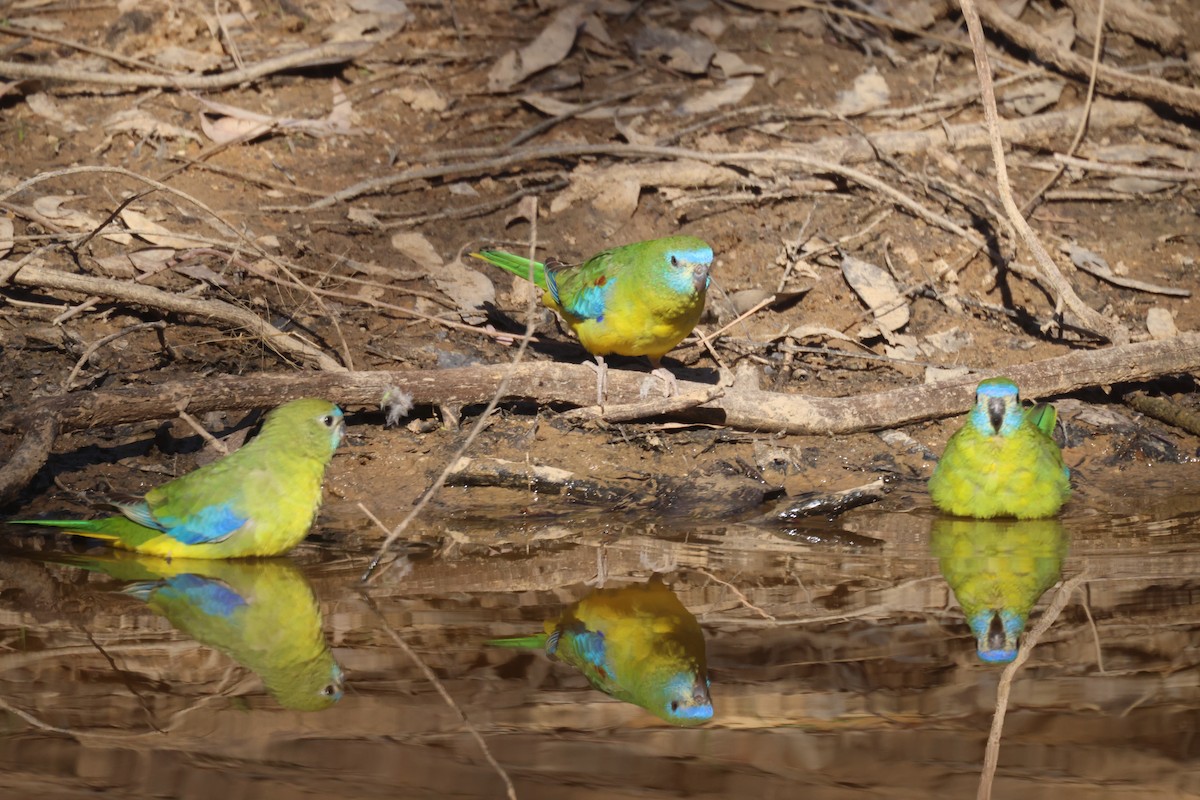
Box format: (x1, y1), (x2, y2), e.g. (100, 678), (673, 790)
(639, 367), (678, 400)
(586, 356), (608, 406)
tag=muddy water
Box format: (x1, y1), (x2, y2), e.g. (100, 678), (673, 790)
(2, 482), (1200, 800)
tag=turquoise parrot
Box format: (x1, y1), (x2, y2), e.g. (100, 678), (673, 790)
(928, 377), (1070, 519)
(56, 552), (343, 710)
(470, 236), (714, 403)
(9, 398), (344, 558)
(489, 574), (712, 726)
(931, 517), (1066, 663)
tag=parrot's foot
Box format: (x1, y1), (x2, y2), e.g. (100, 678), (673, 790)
(639, 367), (678, 400)
(586, 356), (608, 405)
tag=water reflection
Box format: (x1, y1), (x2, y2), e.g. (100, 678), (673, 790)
(930, 517), (1066, 663)
(62, 552), (344, 710)
(489, 574), (712, 725)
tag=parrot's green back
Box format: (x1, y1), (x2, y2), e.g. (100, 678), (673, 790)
(62, 551), (344, 710)
(471, 236), (713, 362)
(488, 575), (712, 726)
(929, 378), (1070, 519)
(9, 398), (344, 559)
(931, 517), (1066, 663)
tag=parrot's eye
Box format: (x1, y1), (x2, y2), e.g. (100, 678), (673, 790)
(670, 700), (679, 712)
(321, 415), (335, 427)
(670, 255), (679, 267)
(321, 684), (336, 696)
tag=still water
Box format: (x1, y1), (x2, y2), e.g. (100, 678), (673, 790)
(2, 479), (1199, 799)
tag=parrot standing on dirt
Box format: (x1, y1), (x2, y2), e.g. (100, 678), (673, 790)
(470, 236), (714, 404)
(928, 378), (1070, 519)
(931, 517), (1066, 663)
(488, 574), (713, 726)
(9, 398), (344, 559)
(56, 552), (344, 710)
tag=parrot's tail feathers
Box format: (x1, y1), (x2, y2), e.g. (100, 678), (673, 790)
(7, 519), (120, 542)
(470, 250), (548, 289)
(123, 581), (158, 602)
(485, 633), (550, 650)
(1029, 403), (1058, 437)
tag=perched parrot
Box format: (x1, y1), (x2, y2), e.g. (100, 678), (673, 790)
(928, 378), (1070, 519)
(9, 398), (344, 559)
(470, 236), (714, 404)
(931, 517), (1066, 663)
(489, 574), (713, 726)
(53, 551), (344, 710)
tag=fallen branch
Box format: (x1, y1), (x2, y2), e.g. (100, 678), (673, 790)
(0, 41), (372, 90)
(3, 333), (1199, 505)
(977, 4), (1200, 117)
(5, 262), (343, 371)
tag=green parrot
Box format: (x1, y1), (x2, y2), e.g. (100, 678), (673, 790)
(931, 517), (1066, 663)
(928, 377), (1070, 519)
(9, 398), (344, 558)
(489, 574), (712, 726)
(57, 551), (343, 710)
(470, 236), (713, 403)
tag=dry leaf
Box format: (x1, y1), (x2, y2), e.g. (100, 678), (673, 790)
(550, 160), (741, 217)
(1043, 10), (1076, 50)
(435, 261), (496, 312)
(713, 50), (764, 77)
(119, 209), (198, 249)
(26, 93), (86, 133)
(152, 46), (223, 72)
(1003, 79), (1065, 116)
(32, 196), (99, 230)
(1146, 307), (1177, 340)
(840, 254), (909, 336)
(348, 0), (411, 15)
(1108, 177), (1174, 194)
(0, 218), (12, 260)
(925, 366), (972, 384)
(488, 4), (588, 92)
(390, 231), (444, 270)
(104, 109), (202, 143)
(633, 24), (716, 74)
(677, 76), (754, 115)
(200, 114), (271, 144)
(396, 86), (449, 113)
(833, 69), (890, 116)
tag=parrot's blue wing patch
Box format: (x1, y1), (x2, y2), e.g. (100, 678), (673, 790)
(547, 269), (611, 321)
(159, 574), (248, 618)
(572, 629), (608, 670)
(155, 503), (248, 545)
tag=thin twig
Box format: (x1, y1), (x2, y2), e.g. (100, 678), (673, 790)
(958, 0), (1129, 344)
(63, 321), (167, 391)
(977, 572), (1089, 800)
(692, 567), (775, 621)
(358, 592), (518, 800)
(1020, 0), (1107, 215)
(362, 198), (543, 580)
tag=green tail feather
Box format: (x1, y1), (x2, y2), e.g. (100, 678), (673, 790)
(470, 250), (548, 290)
(486, 633), (549, 649)
(1029, 403), (1057, 437)
(8, 516), (162, 549)
(8, 518), (111, 533)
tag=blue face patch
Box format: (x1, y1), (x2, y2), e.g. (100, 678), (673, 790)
(970, 609), (1023, 663)
(662, 246), (714, 295)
